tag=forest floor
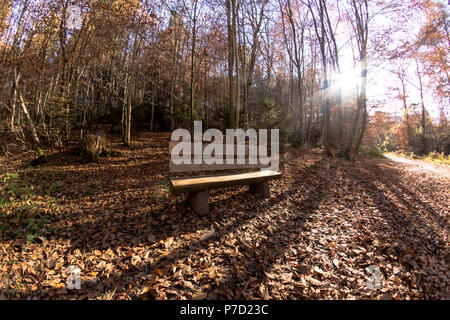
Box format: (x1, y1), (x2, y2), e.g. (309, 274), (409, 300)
(0, 131), (448, 300)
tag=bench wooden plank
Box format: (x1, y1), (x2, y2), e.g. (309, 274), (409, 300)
(169, 142), (254, 154)
(169, 162), (269, 173)
(170, 170), (281, 194)
(169, 142), (275, 173)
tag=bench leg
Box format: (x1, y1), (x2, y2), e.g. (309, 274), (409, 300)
(249, 181), (270, 198)
(187, 191), (209, 216)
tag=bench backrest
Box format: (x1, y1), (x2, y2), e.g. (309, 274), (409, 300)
(169, 142), (271, 175)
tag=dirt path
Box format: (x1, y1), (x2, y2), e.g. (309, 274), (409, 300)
(384, 154), (450, 179)
(0, 133), (448, 300)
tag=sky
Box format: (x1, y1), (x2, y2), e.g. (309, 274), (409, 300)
(367, 1), (449, 121)
(330, 0), (449, 121)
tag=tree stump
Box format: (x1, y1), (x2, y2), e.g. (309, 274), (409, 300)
(80, 133), (105, 162)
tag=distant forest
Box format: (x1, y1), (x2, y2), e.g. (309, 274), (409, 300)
(0, 0), (448, 159)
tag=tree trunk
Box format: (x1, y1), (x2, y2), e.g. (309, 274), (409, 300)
(150, 91), (155, 132)
(344, 0), (369, 158)
(234, 0), (240, 129)
(416, 59), (427, 155)
(189, 0), (198, 132)
(10, 68), (20, 131)
(16, 83), (43, 157)
(226, 0), (235, 129)
(399, 76), (412, 150)
(125, 80), (132, 146)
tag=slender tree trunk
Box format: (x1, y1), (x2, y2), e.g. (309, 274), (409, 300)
(234, 0), (240, 129)
(308, 0), (328, 149)
(169, 34), (178, 132)
(8, 1), (29, 132)
(189, 0), (198, 132)
(353, 53), (368, 153)
(399, 76), (412, 150)
(296, 63), (305, 144)
(355, 102), (367, 152)
(317, 34), (329, 151)
(286, 0), (305, 144)
(241, 19), (248, 130)
(226, 0), (235, 129)
(203, 51), (208, 128)
(125, 78), (132, 146)
(15, 80), (43, 157)
(242, 1), (266, 130)
(344, 0), (369, 158)
(337, 87), (344, 147)
(122, 84), (127, 142)
(150, 89), (155, 132)
(318, 75), (331, 152)
(416, 59), (427, 155)
(10, 68), (20, 131)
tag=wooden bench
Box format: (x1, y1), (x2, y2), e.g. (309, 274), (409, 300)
(169, 142), (282, 215)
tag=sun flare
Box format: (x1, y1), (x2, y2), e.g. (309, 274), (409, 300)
(331, 68), (362, 94)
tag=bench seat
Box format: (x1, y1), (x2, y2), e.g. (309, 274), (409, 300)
(169, 141), (281, 215)
(170, 170), (281, 194)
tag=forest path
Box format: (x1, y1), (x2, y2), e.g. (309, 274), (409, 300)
(384, 153), (450, 180)
(0, 132), (448, 300)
